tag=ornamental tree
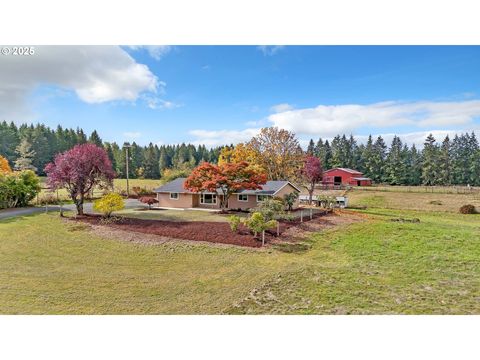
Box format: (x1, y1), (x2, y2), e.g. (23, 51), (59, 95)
(184, 161), (267, 211)
(44, 143), (115, 215)
(301, 156), (323, 204)
(94, 193), (125, 217)
(0, 155), (12, 174)
(139, 196), (159, 210)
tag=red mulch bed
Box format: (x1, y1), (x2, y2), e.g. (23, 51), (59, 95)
(72, 209), (333, 248)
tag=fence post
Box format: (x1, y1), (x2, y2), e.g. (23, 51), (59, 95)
(45, 204), (48, 214)
(300, 211), (303, 222)
(310, 208), (313, 220)
(277, 222), (280, 237)
(262, 230), (265, 246)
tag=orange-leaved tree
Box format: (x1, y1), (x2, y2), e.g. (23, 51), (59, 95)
(184, 161), (267, 211)
(0, 155), (12, 174)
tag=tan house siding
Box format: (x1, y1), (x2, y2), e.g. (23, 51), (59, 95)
(155, 182), (300, 210)
(274, 183), (300, 209)
(157, 192), (194, 208)
(228, 194), (258, 210)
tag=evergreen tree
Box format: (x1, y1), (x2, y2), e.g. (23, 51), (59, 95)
(143, 143), (160, 178)
(421, 134), (440, 185)
(408, 144), (422, 185)
(306, 139), (315, 155)
(88, 130), (103, 147)
(14, 138), (37, 172)
(0, 121), (20, 165)
(368, 136), (387, 183)
(385, 136), (406, 185)
(438, 135), (453, 185)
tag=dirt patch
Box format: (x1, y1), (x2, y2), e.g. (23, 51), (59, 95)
(72, 215), (266, 248)
(69, 209), (358, 249)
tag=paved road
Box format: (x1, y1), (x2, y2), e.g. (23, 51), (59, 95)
(0, 199), (144, 221)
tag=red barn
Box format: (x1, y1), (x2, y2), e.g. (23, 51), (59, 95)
(322, 168), (372, 188)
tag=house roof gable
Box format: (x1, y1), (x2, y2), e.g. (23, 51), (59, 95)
(154, 178), (301, 195)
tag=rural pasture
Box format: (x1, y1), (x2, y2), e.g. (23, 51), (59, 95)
(1, 186), (479, 314)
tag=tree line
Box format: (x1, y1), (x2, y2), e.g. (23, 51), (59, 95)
(1, 121), (479, 186)
(306, 132), (480, 186)
(0, 121), (223, 178)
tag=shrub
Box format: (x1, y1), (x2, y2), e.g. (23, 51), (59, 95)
(253, 197), (284, 221)
(227, 215), (241, 233)
(139, 196), (159, 209)
(93, 193), (125, 217)
(39, 193), (59, 205)
(459, 204), (477, 214)
(0, 170), (41, 209)
(243, 212), (278, 245)
(283, 192), (299, 211)
(132, 186), (153, 197)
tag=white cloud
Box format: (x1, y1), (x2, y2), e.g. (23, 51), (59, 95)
(189, 128), (261, 147)
(270, 103), (294, 113)
(268, 100), (480, 137)
(257, 45), (285, 56)
(143, 95), (181, 110)
(0, 46), (160, 122)
(128, 45), (172, 60)
(123, 131), (142, 139)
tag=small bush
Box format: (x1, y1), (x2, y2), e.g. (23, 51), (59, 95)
(459, 204), (477, 214)
(227, 215), (241, 233)
(429, 200), (443, 205)
(0, 170), (41, 209)
(93, 193), (125, 217)
(139, 196), (158, 209)
(39, 193), (59, 205)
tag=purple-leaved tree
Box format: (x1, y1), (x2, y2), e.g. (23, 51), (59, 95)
(301, 156), (323, 204)
(44, 143), (115, 215)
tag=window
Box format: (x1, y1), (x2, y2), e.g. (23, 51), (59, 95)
(170, 192), (179, 200)
(200, 193), (217, 204)
(256, 194), (272, 202)
(238, 194), (248, 202)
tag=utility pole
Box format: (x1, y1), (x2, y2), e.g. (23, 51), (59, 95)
(124, 143), (132, 197)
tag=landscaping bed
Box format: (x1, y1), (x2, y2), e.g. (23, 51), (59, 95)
(71, 209), (333, 248)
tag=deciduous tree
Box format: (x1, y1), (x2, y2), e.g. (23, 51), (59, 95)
(300, 156), (323, 204)
(184, 161), (267, 211)
(45, 143), (115, 215)
(0, 155), (12, 174)
(247, 127), (304, 181)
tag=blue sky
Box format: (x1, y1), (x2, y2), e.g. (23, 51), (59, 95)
(2, 45), (480, 147)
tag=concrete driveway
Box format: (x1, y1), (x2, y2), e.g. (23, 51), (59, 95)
(0, 198), (145, 221)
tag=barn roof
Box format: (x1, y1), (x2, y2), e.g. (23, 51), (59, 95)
(153, 178), (301, 195)
(323, 167), (363, 174)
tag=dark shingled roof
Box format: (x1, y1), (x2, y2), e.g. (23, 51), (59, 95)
(153, 178), (300, 195)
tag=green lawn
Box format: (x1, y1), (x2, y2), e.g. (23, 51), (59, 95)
(115, 208), (233, 222)
(1, 207), (479, 314)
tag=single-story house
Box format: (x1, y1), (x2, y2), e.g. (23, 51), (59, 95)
(153, 178), (301, 210)
(322, 168), (372, 187)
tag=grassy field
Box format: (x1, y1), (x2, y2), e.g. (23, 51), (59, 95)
(1, 202), (479, 314)
(348, 189), (480, 213)
(115, 208), (231, 222)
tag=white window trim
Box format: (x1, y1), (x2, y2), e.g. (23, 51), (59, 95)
(169, 192), (179, 200)
(238, 194), (248, 202)
(256, 194), (272, 202)
(200, 193), (217, 205)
